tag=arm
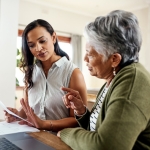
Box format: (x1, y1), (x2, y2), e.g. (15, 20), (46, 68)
(60, 100), (147, 150)
(59, 64), (150, 149)
(20, 69), (87, 132)
(68, 68), (87, 106)
(67, 68), (88, 125)
(44, 68), (87, 131)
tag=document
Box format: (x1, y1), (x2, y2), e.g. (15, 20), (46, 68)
(0, 121), (39, 135)
(0, 100), (33, 126)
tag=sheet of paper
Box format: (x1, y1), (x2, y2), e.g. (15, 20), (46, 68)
(0, 101), (33, 126)
(0, 121), (39, 135)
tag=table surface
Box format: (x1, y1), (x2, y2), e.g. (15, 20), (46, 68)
(28, 130), (72, 150)
(0, 119), (72, 150)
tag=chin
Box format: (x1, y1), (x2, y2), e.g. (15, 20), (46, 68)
(39, 56), (50, 62)
(89, 72), (94, 76)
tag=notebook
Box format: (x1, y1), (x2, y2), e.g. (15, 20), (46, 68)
(0, 132), (55, 150)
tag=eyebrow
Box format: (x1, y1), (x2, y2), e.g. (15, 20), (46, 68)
(27, 36), (44, 44)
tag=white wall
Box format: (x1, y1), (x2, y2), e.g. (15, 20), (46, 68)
(133, 8), (150, 71)
(0, 0), (19, 119)
(19, 1), (150, 90)
(19, 1), (94, 35)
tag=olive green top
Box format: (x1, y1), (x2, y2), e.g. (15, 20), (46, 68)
(60, 63), (150, 150)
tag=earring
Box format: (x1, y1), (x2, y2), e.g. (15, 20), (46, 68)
(113, 67), (116, 76)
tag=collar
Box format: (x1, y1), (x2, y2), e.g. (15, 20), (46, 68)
(55, 56), (68, 67)
(35, 56), (68, 68)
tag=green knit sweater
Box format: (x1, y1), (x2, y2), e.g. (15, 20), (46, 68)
(60, 63), (150, 150)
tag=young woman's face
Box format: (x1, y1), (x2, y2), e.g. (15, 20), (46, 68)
(84, 42), (113, 80)
(27, 26), (56, 62)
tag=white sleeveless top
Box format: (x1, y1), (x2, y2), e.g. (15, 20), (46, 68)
(28, 57), (77, 120)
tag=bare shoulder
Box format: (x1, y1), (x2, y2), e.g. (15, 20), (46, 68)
(70, 68), (84, 81)
(69, 68), (87, 105)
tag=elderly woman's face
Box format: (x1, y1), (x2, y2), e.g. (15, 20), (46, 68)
(84, 43), (113, 80)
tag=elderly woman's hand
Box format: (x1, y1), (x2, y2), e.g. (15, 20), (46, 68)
(57, 131), (61, 138)
(61, 87), (86, 115)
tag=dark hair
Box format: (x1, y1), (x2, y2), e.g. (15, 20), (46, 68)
(20, 19), (69, 89)
(84, 10), (142, 67)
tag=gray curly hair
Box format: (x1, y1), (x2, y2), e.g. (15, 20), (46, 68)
(84, 10), (142, 66)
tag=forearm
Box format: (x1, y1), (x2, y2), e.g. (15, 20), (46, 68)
(42, 117), (78, 132)
(60, 101), (147, 150)
(76, 109), (91, 129)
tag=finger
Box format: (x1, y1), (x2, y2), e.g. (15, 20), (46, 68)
(64, 94), (74, 108)
(61, 87), (79, 96)
(21, 98), (31, 115)
(67, 95), (84, 110)
(67, 95), (79, 103)
(5, 108), (18, 119)
(28, 107), (38, 127)
(63, 94), (80, 109)
(63, 92), (74, 108)
(70, 101), (76, 109)
(62, 96), (70, 108)
(7, 107), (15, 113)
(20, 99), (36, 127)
(4, 111), (9, 116)
(23, 99), (35, 123)
(20, 98), (28, 114)
(63, 94), (80, 108)
(19, 119), (34, 127)
(5, 116), (16, 123)
(4, 111), (14, 118)
(22, 100), (37, 127)
(24, 99), (32, 115)
(19, 120), (28, 125)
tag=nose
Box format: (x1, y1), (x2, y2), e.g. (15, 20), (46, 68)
(84, 53), (88, 62)
(35, 43), (42, 51)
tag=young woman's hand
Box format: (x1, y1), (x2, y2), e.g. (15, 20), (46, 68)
(4, 108), (20, 122)
(20, 98), (44, 129)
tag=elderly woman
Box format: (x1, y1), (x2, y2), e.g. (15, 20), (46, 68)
(57, 10), (150, 150)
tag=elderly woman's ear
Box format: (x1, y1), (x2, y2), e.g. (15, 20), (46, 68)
(111, 53), (122, 68)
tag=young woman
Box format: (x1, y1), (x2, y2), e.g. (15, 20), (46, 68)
(5, 19), (87, 132)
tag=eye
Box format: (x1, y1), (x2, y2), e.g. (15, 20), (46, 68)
(88, 54), (93, 59)
(28, 44), (35, 49)
(39, 39), (47, 43)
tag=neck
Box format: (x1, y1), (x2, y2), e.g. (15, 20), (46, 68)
(106, 66), (121, 87)
(106, 77), (113, 87)
(42, 55), (61, 71)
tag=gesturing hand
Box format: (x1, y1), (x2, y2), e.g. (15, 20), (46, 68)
(61, 87), (86, 115)
(20, 98), (44, 129)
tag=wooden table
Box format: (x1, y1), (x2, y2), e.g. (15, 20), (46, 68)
(29, 130), (72, 150)
(0, 120), (72, 150)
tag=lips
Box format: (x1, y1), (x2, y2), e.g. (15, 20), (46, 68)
(37, 51), (47, 57)
(87, 66), (92, 71)
(88, 68), (92, 71)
